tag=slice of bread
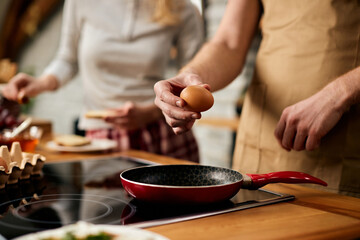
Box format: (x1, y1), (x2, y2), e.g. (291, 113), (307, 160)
(85, 110), (117, 119)
(54, 135), (91, 147)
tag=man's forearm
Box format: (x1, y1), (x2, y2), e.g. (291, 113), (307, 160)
(341, 66), (360, 106)
(326, 66), (360, 114)
(180, 42), (247, 91)
(180, 0), (261, 91)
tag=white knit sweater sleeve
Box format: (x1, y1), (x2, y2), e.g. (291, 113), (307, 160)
(42, 0), (80, 86)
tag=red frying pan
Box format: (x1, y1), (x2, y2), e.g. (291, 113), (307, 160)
(120, 165), (327, 204)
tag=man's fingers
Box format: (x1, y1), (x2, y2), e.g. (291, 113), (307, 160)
(200, 83), (211, 91)
(305, 135), (320, 151)
(160, 90), (185, 108)
(281, 124), (296, 151)
(163, 113), (189, 128)
(293, 132), (307, 151)
(154, 77), (205, 134)
(155, 97), (199, 121)
(172, 127), (188, 135)
(154, 81), (185, 107)
(274, 118), (286, 147)
(274, 119), (286, 140)
(171, 120), (195, 135)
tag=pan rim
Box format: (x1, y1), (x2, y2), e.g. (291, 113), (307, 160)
(120, 164), (244, 189)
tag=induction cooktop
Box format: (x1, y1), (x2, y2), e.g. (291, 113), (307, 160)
(0, 156), (294, 239)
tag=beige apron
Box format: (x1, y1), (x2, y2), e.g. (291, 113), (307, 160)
(233, 0), (360, 197)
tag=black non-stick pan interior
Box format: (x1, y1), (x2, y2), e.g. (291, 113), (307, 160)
(121, 165), (243, 186)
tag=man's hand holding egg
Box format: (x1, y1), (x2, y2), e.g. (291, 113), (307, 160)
(154, 77), (214, 135)
(180, 85), (214, 112)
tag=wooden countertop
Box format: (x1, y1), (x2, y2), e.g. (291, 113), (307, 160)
(37, 146), (360, 240)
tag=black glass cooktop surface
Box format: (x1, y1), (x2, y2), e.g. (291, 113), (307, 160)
(0, 157), (294, 239)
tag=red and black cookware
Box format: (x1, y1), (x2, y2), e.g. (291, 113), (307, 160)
(120, 165), (327, 204)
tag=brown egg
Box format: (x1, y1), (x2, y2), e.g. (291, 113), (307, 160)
(180, 85), (214, 112)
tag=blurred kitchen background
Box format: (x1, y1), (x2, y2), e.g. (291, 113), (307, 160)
(0, 0), (260, 168)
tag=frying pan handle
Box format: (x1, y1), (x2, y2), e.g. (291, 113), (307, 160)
(244, 171), (328, 190)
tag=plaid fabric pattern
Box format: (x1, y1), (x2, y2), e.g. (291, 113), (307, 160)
(86, 119), (199, 163)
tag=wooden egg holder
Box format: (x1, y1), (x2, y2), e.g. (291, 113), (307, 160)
(0, 142), (46, 189)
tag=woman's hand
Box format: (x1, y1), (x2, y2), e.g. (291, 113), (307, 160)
(1, 73), (58, 102)
(154, 72), (210, 134)
(2, 73), (37, 102)
(104, 102), (163, 131)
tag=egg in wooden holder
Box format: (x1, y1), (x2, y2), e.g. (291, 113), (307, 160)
(0, 142), (46, 188)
